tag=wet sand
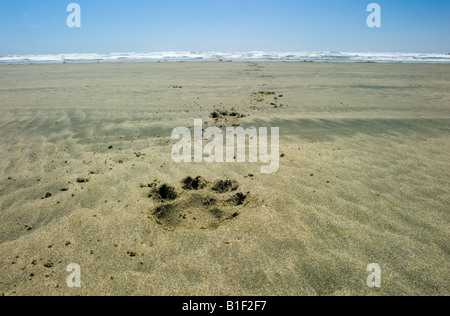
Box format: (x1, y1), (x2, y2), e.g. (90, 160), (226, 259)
(0, 62), (449, 296)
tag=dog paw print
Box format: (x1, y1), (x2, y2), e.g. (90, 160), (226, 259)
(148, 177), (250, 231)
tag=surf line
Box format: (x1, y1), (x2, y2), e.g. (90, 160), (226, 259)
(171, 119), (280, 174)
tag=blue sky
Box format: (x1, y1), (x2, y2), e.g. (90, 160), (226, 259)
(0, 0), (449, 55)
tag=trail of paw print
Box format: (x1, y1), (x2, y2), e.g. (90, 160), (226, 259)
(250, 91), (287, 109)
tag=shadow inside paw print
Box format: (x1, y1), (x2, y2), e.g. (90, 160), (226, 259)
(149, 177), (249, 231)
(148, 184), (178, 202)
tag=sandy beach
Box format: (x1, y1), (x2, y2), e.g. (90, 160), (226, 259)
(0, 61), (449, 296)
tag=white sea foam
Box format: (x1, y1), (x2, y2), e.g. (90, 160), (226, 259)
(1, 51), (449, 64)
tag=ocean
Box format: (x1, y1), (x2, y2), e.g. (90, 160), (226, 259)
(1, 51), (450, 64)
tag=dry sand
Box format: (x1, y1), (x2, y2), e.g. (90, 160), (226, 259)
(0, 62), (449, 296)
